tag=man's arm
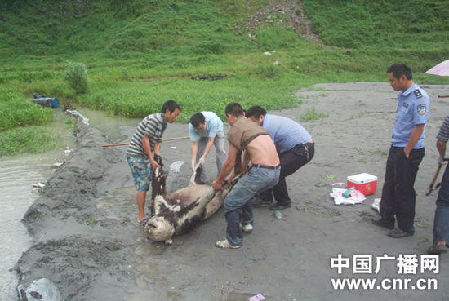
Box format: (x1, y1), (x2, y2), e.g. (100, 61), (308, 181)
(404, 124), (425, 158)
(436, 116), (449, 164)
(212, 143), (238, 190)
(142, 135), (160, 169)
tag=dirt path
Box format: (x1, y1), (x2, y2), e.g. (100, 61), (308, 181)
(237, 0), (322, 44)
(16, 82), (449, 300)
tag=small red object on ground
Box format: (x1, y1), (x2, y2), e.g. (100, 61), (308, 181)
(347, 173), (377, 196)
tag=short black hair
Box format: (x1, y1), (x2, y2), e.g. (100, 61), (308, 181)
(387, 63), (412, 80)
(161, 100), (181, 113)
(189, 112), (205, 127)
(224, 103), (243, 117)
(245, 105), (266, 119)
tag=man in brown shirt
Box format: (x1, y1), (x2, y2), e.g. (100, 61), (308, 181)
(212, 103), (280, 249)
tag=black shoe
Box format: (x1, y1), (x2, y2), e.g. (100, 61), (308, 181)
(388, 227), (414, 238)
(269, 202), (291, 210)
(371, 218), (394, 230)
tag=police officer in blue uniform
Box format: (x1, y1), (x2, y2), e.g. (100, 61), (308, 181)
(373, 63), (430, 238)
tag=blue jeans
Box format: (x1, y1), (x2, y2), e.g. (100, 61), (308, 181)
(433, 201), (449, 244)
(224, 165), (280, 246)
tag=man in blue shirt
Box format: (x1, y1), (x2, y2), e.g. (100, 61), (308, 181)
(189, 112), (226, 184)
(246, 106), (314, 210)
(373, 63), (429, 238)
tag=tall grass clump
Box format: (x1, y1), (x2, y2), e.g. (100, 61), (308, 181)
(63, 61), (88, 94)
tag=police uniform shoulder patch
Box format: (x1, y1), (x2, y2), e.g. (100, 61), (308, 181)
(414, 90), (423, 98)
(417, 104), (426, 115)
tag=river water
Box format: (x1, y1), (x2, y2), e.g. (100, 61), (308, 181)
(0, 151), (66, 299)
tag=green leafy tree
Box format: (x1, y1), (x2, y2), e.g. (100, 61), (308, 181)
(63, 61), (88, 94)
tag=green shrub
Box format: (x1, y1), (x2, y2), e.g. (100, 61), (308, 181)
(63, 61), (88, 94)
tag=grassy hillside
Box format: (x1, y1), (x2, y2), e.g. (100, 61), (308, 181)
(1, 0), (448, 156)
(304, 0), (449, 67)
(0, 1), (264, 58)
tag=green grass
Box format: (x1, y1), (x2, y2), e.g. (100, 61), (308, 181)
(1, 0), (449, 156)
(0, 111), (74, 157)
(0, 126), (58, 156)
(0, 86), (55, 157)
(0, 87), (73, 157)
(75, 73), (302, 121)
(304, 0), (449, 51)
(0, 87), (54, 131)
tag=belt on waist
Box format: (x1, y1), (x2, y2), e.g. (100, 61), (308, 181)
(291, 141), (313, 150)
(252, 164), (280, 170)
(391, 145), (424, 150)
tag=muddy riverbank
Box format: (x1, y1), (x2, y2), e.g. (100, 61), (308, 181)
(16, 82), (449, 300)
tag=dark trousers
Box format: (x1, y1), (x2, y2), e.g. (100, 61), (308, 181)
(380, 146), (425, 231)
(260, 142), (314, 205)
(433, 164), (449, 244)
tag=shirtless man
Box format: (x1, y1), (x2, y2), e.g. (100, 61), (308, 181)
(212, 103), (280, 249)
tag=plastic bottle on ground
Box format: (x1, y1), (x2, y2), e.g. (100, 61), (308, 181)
(273, 210), (282, 219)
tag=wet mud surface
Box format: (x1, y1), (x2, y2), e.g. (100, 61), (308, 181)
(16, 83), (449, 300)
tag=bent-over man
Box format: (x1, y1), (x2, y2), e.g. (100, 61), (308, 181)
(212, 103), (280, 249)
(246, 106), (314, 210)
(189, 111), (226, 183)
